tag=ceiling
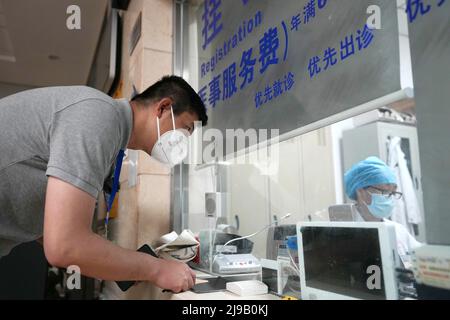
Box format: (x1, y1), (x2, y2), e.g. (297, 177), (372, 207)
(0, 0), (109, 96)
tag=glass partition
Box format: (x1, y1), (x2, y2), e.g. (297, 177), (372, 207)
(174, 0), (430, 299)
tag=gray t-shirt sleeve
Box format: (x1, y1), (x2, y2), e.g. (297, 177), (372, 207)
(46, 99), (121, 199)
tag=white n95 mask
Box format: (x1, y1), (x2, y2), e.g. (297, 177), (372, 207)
(150, 106), (189, 168)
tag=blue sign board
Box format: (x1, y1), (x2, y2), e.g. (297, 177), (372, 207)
(196, 0), (401, 152)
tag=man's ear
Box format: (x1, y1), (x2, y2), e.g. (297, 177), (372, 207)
(155, 97), (174, 118)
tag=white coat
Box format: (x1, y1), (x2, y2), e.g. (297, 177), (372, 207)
(387, 137), (422, 235)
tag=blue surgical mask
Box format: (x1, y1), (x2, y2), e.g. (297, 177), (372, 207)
(367, 193), (395, 219)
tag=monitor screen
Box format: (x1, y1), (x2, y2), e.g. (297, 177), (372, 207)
(301, 226), (386, 300)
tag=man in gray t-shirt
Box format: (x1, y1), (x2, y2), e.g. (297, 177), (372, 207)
(0, 75), (207, 293)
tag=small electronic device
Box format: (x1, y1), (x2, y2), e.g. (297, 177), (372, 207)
(116, 244), (158, 292)
(226, 280), (268, 296)
(412, 244), (450, 296)
(207, 214), (291, 275)
(297, 221), (399, 300)
(212, 254), (261, 274)
(328, 204), (358, 221)
(266, 224), (296, 260)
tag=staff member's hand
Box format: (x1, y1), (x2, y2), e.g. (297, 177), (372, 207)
(154, 259), (196, 293)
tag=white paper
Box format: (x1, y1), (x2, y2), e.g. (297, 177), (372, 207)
(155, 229), (200, 263)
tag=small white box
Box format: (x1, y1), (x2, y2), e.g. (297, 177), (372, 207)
(226, 280), (268, 296)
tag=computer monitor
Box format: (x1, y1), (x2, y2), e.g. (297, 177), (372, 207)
(297, 221), (399, 300)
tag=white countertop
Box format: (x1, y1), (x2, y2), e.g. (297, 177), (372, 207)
(169, 269), (281, 300)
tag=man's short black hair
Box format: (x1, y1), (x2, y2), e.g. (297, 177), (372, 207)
(131, 75), (208, 126)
